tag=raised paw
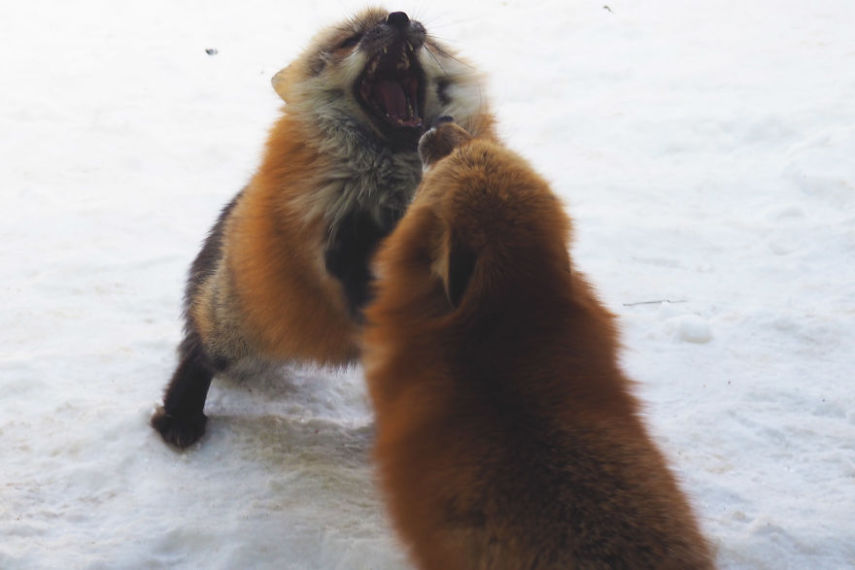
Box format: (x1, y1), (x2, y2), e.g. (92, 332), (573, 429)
(418, 120), (473, 169)
(150, 406), (208, 449)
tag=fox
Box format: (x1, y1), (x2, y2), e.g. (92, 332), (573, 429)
(151, 8), (496, 448)
(362, 121), (715, 569)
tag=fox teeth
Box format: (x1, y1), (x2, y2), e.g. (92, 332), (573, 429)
(397, 53), (409, 71)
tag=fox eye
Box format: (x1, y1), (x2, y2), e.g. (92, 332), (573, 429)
(337, 33), (363, 50)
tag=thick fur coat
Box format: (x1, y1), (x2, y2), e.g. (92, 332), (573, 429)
(152, 9), (495, 448)
(363, 123), (715, 569)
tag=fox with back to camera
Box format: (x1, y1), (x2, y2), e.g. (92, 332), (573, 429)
(363, 122), (715, 569)
(151, 8), (496, 448)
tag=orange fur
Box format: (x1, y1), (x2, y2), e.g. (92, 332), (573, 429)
(152, 10), (496, 449)
(224, 115), (358, 364)
(363, 124), (715, 569)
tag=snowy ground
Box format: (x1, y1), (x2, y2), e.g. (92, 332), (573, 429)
(2, 0), (854, 568)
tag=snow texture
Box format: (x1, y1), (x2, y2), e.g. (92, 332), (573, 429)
(2, 1), (854, 568)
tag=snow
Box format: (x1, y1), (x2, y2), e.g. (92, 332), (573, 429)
(2, 0), (854, 568)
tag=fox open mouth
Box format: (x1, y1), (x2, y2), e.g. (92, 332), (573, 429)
(357, 40), (425, 132)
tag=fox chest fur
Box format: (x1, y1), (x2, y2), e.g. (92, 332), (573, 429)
(195, 115), (423, 367)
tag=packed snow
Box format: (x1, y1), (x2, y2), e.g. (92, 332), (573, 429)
(2, 0), (854, 568)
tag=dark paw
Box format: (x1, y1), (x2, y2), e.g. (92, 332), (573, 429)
(150, 406), (207, 449)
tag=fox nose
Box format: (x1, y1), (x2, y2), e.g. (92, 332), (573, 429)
(387, 11), (410, 28)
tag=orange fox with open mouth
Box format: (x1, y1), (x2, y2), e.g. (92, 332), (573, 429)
(151, 9), (496, 449)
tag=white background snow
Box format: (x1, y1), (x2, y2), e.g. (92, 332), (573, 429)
(2, 0), (854, 568)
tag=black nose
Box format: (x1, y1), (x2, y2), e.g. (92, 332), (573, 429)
(387, 11), (410, 28)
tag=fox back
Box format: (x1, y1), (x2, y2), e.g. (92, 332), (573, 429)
(363, 123), (715, 569)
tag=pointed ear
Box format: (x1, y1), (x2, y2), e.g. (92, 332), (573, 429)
(271, 65), (293, 102)
(444, 233), (477, 308)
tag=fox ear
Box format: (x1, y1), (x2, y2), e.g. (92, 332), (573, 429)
(271, 65), (293, 102)
(444, 233), (477, 308)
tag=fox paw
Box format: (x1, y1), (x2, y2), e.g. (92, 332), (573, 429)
(150, 407), (207, 449)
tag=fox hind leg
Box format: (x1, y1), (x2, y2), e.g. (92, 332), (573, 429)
(151, 332), (227, 448)
(151, 193), (241, 448)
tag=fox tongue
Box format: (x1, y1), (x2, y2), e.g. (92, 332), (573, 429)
(374, 79), (408, 121)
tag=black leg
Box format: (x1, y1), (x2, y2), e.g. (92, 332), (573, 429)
(153, 192), (241, 448)
(151, 334), (216, 449)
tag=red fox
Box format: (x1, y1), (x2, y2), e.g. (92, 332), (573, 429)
(363, 122), (715, 569)
(151, 9), (496, 448)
